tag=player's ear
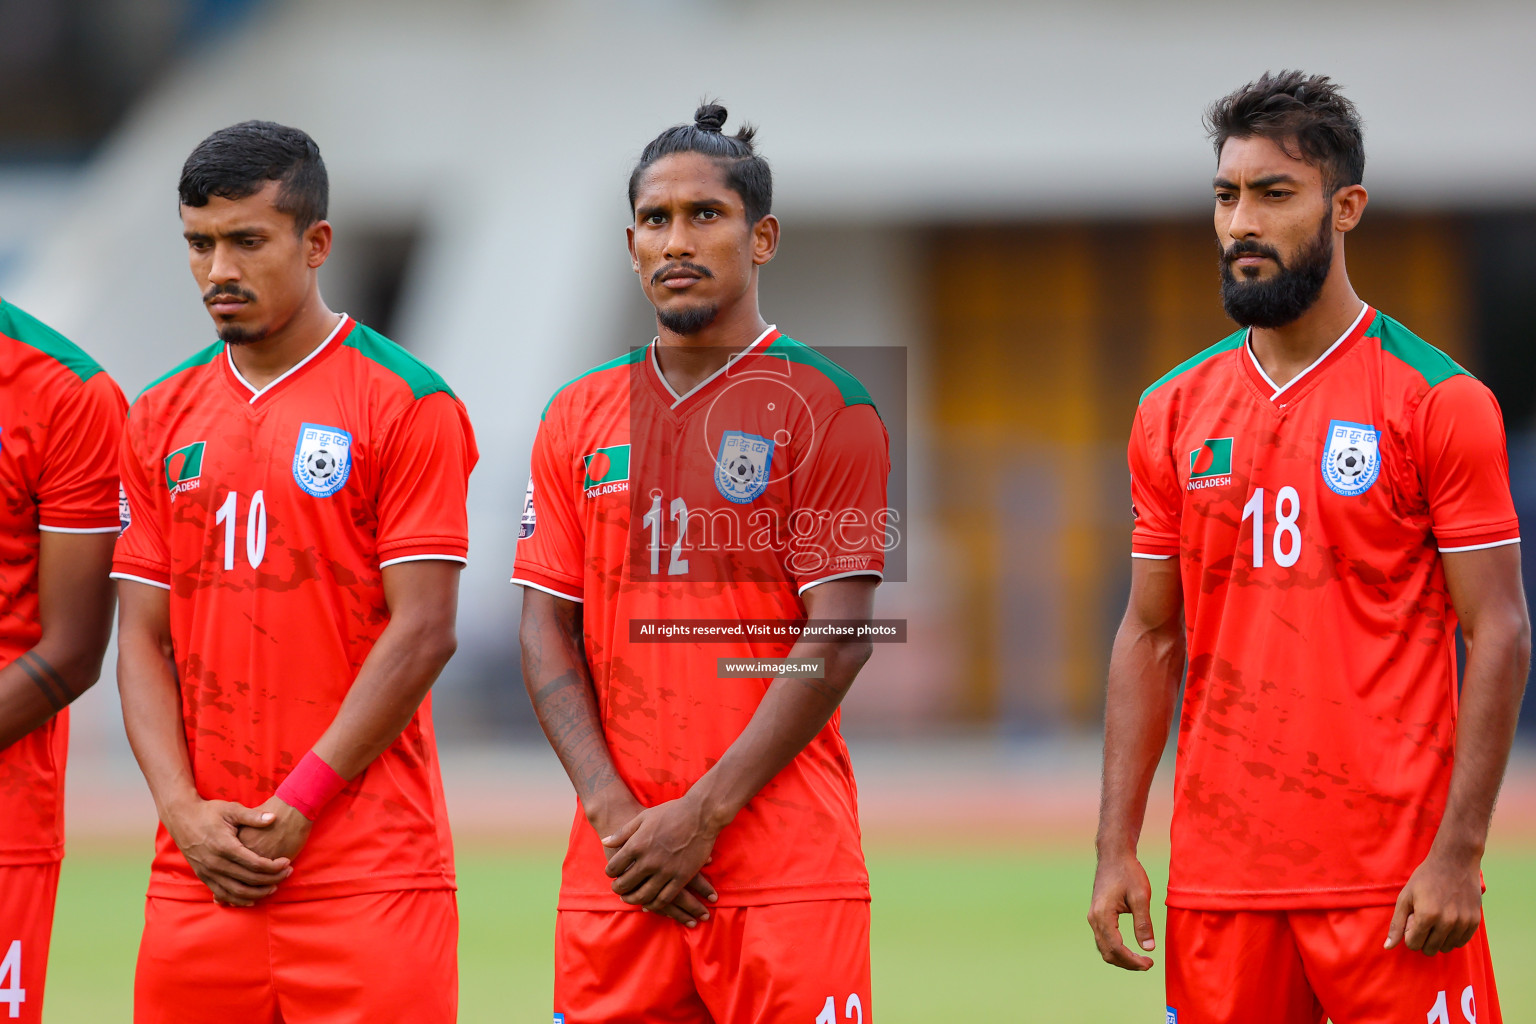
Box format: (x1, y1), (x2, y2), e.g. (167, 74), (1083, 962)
(1333, 184), (1367, 234)
(626, 225), (640, 275)
(304, 220), (333, 270)
(751, 214), (779, 267)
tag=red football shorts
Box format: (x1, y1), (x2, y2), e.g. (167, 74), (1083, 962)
(1165, 905), (1501, 1024)
(0, 863), (61, 1024)
(134, 889), (457, 1024)
(555, 899), (871, 1023)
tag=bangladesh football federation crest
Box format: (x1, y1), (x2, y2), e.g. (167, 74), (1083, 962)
(1321, 419), (1380, 497)
(292, 423), (353, 498)
(714, 430), (774, 504)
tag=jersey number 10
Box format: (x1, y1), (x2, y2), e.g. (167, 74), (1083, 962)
(215, 490), (268, 571)
(1241, 486), (1302, 568)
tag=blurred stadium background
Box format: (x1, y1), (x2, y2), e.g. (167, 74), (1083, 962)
(4, 0), (1536, 1020)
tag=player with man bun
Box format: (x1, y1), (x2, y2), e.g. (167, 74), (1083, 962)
(514, 103), (889, 1021)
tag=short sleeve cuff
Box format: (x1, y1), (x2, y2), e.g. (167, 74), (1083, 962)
(1436, 524), (1521, 553)
(510, 564), (583, 603)
(1131, 533), (1179, 559)
(39, 512), (121, 532)
(111, 557), (171, 589)
(797, 569), (883, 595)
(376, 539), (469, 565)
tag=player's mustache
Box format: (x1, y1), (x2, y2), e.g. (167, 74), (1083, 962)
(651, 261), (714, 285)
(203, 283), (257, 304)
(1224, 241), (1284, 268)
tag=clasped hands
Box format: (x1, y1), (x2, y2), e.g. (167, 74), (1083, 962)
(598, 791), (722, 928)
(164, 794), (313, 907)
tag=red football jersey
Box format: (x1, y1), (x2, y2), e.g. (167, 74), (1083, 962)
(513, 327), (890, 909)
(112, 315), (477, 901)
(1131, 305), (1520, 910)
(0, 299), (126, 866)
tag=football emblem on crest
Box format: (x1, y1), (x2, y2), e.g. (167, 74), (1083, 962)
(306, 448), (340, 482)
(293, 422), (354, 498)
(714, 430), (775, 504)
(1321, 419), (1380, 497)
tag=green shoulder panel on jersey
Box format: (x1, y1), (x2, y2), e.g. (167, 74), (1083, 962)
(541, 347), (648, 421)
(343, 322), (455, 401)
(0, 299), (104, 382)
(765, 336), (876, 410)
(1369, 311), (1471, 388)
(136, 342), (222, 402)
(1139, 327), (1247, 405)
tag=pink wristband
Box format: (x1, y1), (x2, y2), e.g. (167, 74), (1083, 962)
(275, 751), (347, 821)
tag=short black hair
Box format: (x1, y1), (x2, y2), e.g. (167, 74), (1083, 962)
(628, 102), (772, 224)
(178, 120), (328, 231)
(1205, 71), (1365, 193)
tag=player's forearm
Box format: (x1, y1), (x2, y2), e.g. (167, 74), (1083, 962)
(118, 634), (202, 819)
(1433, 613), (1531, 861)
(0, 642), (104, 749)
(309, 618), (457, 781)
(688, 637), (872, 831)
(1096, 620), (1183, 856)
(520, 595), (631, 820)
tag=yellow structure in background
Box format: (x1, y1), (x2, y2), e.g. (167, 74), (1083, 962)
(928, 215), (1470, 729)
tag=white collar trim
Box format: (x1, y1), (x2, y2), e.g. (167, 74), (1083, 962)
(227, 313), (349, 404)
(650, 324), (777, 409)
(1246, 302), (1367, 401)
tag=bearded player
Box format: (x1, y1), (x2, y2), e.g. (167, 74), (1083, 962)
(0, 300), (125, 1023)
(1088, 71), (1529, 1023)
(113, 122), (476, 1023)
(513, 104), (889, 1022)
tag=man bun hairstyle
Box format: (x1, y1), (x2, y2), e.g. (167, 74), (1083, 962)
(1205, 70), (1365, 194)
(628, 101), (773, 224)
(178, 120), (328, 232)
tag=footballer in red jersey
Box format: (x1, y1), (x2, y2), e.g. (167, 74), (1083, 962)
(0, 299), (125, 1023)
(113, 123), (475, 1024)
(1089, 73), (1529, 1024)
(514, 104), (888, 1022)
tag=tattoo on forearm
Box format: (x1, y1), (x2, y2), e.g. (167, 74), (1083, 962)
(532, 669), (619, 794)
(16, 652), (76, 711)
(524, 613), (618, 797)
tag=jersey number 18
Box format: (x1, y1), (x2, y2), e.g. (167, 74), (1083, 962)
(1241, 486), (1302, 568)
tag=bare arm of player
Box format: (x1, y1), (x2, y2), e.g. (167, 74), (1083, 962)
(519, 587), (719, 927)
(1088, 556), (1185, 971)
(0, 532), (116, 749)
(1386, 543), (1531, 956)
(237, 559), (463, 861)
(600, 578), (877, 918)
(117, 579), (293, 905)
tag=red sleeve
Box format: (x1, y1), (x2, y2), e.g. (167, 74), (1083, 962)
(1129, 404), (1182, 559)
(1413, 375), (1521, 552)
(510, 408), (585, 602)
(788, 403), (890, 593)
(375, 391), (478, 566)
(111, 403), (173, 588)
(37, 371), (127, 531)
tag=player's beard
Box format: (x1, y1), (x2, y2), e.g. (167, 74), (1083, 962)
(1219, 210), (1334, 329)
(657, 302), (720, 335)
(217, 322), (271, 345)
(204, 284), (269, 345)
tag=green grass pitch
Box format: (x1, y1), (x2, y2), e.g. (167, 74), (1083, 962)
(42, 843), (1536, 1022)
